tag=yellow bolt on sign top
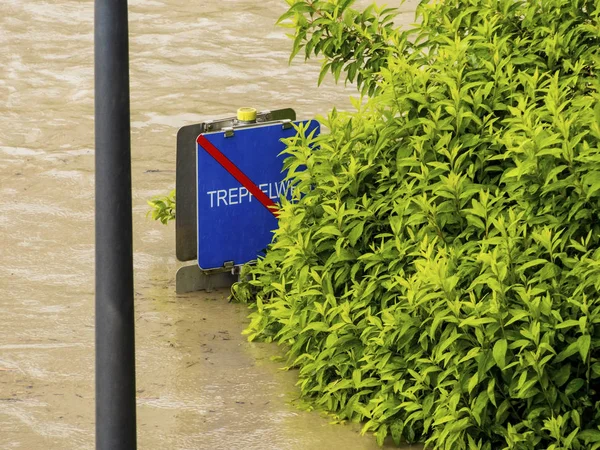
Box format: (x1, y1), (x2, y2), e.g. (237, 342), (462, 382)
(237, 107), (257, 122)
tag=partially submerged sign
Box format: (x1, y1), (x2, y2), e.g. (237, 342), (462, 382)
(196, 120), (319, 270)
(176, 108), (296, 262)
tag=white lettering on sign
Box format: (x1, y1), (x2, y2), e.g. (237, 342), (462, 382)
(206, 181), (294, 208)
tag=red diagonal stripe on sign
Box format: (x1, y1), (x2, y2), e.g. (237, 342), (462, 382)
(197, 134), (280, 218)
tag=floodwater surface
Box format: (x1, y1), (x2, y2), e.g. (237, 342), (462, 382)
(0, 0), (422, 449)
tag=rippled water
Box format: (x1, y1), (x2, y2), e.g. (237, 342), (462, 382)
(0, 0), (421, 449)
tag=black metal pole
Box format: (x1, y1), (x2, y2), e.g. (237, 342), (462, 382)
(94, 0), (137, 449)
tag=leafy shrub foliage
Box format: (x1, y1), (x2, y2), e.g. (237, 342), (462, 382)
(233, 0), (600, 448)
(147, 189), (176, 224)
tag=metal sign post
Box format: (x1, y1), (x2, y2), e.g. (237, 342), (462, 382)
(94, 0), (137, 449)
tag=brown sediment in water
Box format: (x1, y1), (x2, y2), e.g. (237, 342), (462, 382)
(0, 0), (422, 448)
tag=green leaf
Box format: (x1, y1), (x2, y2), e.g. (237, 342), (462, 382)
(565, 378), (585, 395)
(555, 319), (581, 330)
(553, 363), (571, 387)
(468, 372), (479, 394)
(316, 225), (341, 236)
(318, 62), (332, 86)
(579, 429), (600, 443)
(577, 335), (591, 362)
(302, 322), (329, 333)
(556, 341), (580, 362)
(348, 221), (365, 246)
(459, 317), (496, 328)
(493, 339), (508, 370)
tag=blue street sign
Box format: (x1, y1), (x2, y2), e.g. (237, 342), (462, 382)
(196, 120), (319, 270)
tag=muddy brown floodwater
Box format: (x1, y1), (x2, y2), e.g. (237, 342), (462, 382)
(0, 0), (423, 449)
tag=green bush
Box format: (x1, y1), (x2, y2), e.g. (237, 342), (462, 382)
(147, 189), (176, 224)
(233, 0), (600, 448)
